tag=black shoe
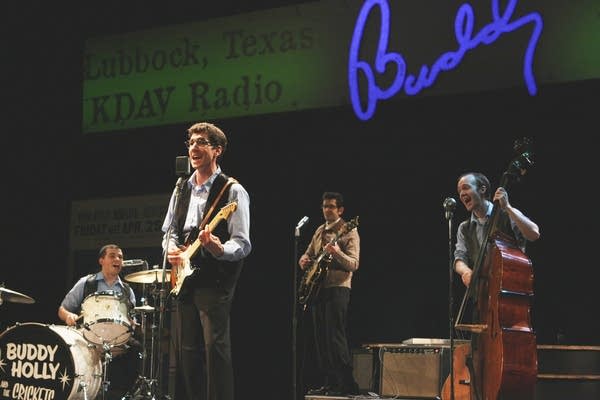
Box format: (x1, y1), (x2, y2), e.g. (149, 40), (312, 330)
(307, 386), (330, 395)
(344, 382), (360, 395)
(326, 383), (359, 396)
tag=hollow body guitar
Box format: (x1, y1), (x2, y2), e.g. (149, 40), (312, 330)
(170, 201), (237, 297)
(297, 216), (359, 311)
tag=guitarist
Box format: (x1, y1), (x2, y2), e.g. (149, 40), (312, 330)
(161, 122), (251, 400)
(298, 192), (360, 396)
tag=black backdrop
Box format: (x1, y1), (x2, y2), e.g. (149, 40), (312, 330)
(3, 2), (599, 400)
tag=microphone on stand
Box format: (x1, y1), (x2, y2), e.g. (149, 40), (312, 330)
(175, 156), (190, 176)
(296, 216), (309, 229)
(292, 215), (309, 400)
(443, 196), (458, 400)
(443, 197), (457, 220)
(174, 155), (191, 189)
(295, 216), (309, 237)
(123, 259), (146, 267)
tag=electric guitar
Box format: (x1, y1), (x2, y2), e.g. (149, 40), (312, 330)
(170, 201), (238, 297)
(297, 216), (359, 310)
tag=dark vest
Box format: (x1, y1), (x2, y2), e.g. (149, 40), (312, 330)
(174, 172), (243, 293)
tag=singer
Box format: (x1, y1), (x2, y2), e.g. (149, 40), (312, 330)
(161, 121), (251, 400)
(298, 192), (360, 396)
(453, 172), (540, 288)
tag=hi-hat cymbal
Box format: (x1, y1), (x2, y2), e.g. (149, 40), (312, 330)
(124, 269), (171, 284)
(0, 287), (35, 304)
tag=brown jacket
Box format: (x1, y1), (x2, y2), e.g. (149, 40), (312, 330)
(302, 218), (360, 288)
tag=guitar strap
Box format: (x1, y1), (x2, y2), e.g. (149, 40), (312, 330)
(198, 176), (237, 230)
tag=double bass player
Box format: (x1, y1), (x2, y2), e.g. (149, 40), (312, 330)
(454, 172), (540, 289)
(452, 171), (540, 400)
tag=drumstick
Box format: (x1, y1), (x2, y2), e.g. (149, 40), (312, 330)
(75, 314), (84, 326)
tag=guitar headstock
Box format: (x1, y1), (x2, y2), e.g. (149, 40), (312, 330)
(504, 137), (534, 184)
(342, 216), (360, 234)
(217, 201), (238, 219)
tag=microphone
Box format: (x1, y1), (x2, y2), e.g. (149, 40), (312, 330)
(295, 216), (309, 237)
(175, 156), (191, 176)
(443, 197), (457, 220)
(296, 216), (309, 229)
(123, 259), (146, 267)
(174, 155), (190, 191)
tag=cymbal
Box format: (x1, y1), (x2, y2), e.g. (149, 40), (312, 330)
(133, 305), (156, 313)
(124, 269), (171, 284)
(0, 287), (35, 304)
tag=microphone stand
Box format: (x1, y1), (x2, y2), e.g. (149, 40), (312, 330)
(156, 176), (186, 399)
(292, 216), (308, 400)
(445, 207), (455, 400)
(292, 226), (299, 400)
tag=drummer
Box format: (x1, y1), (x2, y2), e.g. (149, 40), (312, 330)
(58, 243), (136, 327)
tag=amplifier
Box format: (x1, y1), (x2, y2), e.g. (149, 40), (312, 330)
(378, 345), (450, 398)
(352, 348), (377, 393)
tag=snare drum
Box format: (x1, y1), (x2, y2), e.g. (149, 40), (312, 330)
(81, 291), (133, 346)
(0, 322), (102, 400)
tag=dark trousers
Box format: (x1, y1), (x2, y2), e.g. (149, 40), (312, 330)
(176, 287), (235, 400)
(310, 286), (357, 392)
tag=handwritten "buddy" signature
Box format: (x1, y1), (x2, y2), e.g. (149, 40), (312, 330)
(348, 0), (543, 120)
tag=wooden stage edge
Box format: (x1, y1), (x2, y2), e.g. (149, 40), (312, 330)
(305, 396), (427, 400)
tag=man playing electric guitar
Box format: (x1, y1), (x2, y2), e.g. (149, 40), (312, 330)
(298, 191), (360, 397)
(161, 122), (251, 400)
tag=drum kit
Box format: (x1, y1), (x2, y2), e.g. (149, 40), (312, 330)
(0, 265), (172, 400)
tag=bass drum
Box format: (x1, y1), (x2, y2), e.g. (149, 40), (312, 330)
(0, 322), (102, 400)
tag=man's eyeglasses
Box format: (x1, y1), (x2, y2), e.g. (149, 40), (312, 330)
(185, 138), (212, 148)
(322, 204), (338, 209)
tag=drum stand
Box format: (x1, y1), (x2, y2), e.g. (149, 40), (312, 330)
(123, 284), (161, 400)
(99, 340), (115, 400)
(82, 322), (131, 400)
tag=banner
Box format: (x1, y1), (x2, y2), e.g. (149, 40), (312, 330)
(69, 194), (169, 250)
(82, 0), (600, 131)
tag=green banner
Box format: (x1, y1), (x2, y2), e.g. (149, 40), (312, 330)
(82, 0), (599, 133)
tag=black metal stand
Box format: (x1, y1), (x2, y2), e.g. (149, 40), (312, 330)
(100, 342), (114, 400)
(123, 289), (159, 400)
(153, 175), (186, 399)
(445, 201), (456, 400)
(292, 216), (308, 400)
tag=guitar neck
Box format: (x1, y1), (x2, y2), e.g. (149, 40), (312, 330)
(181, 215), (227, 259)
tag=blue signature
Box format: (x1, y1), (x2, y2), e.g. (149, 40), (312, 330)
(348, 0), (543, 120)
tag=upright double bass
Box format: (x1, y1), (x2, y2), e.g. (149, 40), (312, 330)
(445, 138), (538, 400)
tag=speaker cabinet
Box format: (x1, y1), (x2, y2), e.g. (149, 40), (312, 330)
(379, 346), (449, 398)
(352, 348), (376, 393)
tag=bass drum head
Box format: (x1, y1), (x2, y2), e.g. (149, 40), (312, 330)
(0, 322), (102, 400)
